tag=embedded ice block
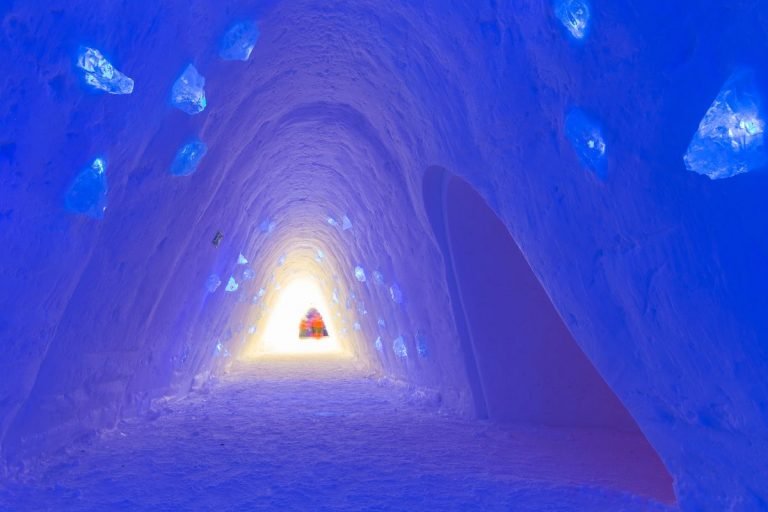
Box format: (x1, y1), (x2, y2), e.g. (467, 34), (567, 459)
(393, 336), (408, 358)
(65, 157), (108, 219)
(219, 21), (260, 61)
(170, 139), (207, 176)
(206, 274), (222, 293)
(171, 64), (207, 115)
(684, 69), (768, 179)
(76, 47), (134, 94)
(554, 0), (591, 40)
(565, 108), (607, 179)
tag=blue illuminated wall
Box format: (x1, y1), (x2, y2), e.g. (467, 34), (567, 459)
(1, 1), (767, 510)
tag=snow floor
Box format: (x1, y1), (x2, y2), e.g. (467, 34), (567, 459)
(1, 355), (677, 511)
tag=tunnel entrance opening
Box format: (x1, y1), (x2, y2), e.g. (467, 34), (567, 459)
(243, 276), (343, 358)
(422, 166), (675, 504)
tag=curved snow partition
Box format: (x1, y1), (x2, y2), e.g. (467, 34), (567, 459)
(424, 168), (640, 428)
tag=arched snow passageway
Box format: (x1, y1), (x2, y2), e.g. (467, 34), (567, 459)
(2, 0), (768, 510)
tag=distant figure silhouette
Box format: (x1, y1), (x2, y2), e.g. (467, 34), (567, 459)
(299, 308), (328, 339)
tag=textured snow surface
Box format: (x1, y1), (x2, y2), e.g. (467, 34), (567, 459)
(1, 357), (675, 512)
(2, 1), (768, 510)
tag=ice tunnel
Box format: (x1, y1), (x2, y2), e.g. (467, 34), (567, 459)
(1, 1), (768, 511)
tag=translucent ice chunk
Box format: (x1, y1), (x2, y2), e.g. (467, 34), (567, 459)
(393, 336), (408, 358)
(565, 108), (607, 179)
(238, 253), (248, 264)
(389, 283), (404, 304)
(327, 216), (339, 228)
(76, 47), (134, 94)
(375, 336), (383, 352)
(378, 318), (386, 328)
(372, 271), (384, 285)
(332, 289), (339, 304)
(170, 139), (207, 176)
(315, 249), (325, 263)
(65, 157), (108, 218)
(248, 325), (256, 334)
(242, 268), (255, 281)
(206, 274), (222, 293)
(342, 215), (353, 231)
(354, 266), (366, 282)
(278, 255), (286, 266)
(684, 69), (768, 179)
(219, 21), (260, 61)
(353, 322), (361, 331)
(171, 64), (206, 115)
(225, 277), (239, 292)
(554, 0), (591, 40)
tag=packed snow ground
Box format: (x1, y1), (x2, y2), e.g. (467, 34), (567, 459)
(1, 355), (676, 511)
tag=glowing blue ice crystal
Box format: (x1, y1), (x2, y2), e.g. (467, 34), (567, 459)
(342, 215), (353, 231)
(65, 157), (108, 218)
(219, 21), (260, 61)
(353, 322), (361, 331)
(206, 274), (222, 293)
(393, 336), (408, 358)
(555, 0), (591, 40)
(372, 271), (384, 285)
(685, 69), (768, 179)
(243, 268), (255, 281)
(332, 289), (339, 304)
(215, 341), (230, 357)
(278, 255), (286, 266)
(315, 249), (325, 263)
(565, 108), (607, 179)
(375, 336), (383, 352)
(170, 139), (207, 176)
(238, 253), (248, 265)
(378, 318), (386, 329)
(225, 277), (239, 292)
(76, 47), (134, 94)
(389, 283), (404, 304)
(354, 266), (366, 282)
(171, 64), (206, 115)
(327, 216), (339, 228)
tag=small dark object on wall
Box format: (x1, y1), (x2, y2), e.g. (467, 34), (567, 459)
(212, 231), (224, 246)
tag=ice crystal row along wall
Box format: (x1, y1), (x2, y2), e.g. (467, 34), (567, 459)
(1, 2), (768, 510)
(685, 68), (768, 179)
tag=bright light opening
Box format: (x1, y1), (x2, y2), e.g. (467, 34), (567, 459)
(245, 276), (343, 357)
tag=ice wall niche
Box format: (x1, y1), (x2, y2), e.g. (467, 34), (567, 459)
(684, 68), (768, 179)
